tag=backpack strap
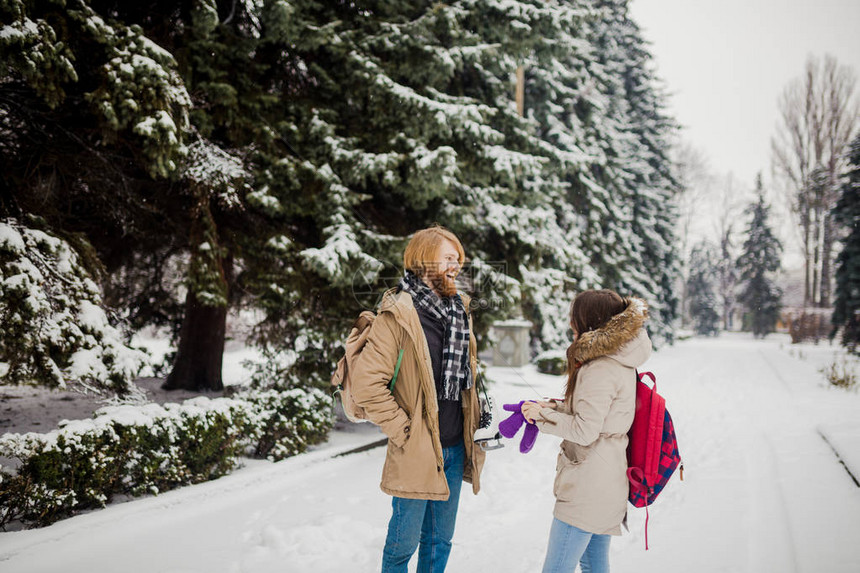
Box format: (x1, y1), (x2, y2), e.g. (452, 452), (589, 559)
(353, 312), (374, 332)
(627, 467), (653, 549)
(644, 505), (650, 550)
(637, 369), (657, 386)
(388, 309), (409, 392)
(389, 348), (404, 392)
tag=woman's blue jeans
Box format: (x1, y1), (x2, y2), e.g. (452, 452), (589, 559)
(381, 442), (465, 573)
(541, 518), (611, 573)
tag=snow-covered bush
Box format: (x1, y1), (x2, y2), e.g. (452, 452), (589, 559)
(820, 357), (859, 391)
(0, 387), (332, 528)
(235, 388), (332, 461)
(534, 349), (567, 376)
(0, 219), (150, 395)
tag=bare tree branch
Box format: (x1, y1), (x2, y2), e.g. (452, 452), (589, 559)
(771, 54), (859, 307)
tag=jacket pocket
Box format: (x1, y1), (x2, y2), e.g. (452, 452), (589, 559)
(553, 451), (581, 501)
(390, 415), (413, 449)
(561, 440), (591, 464)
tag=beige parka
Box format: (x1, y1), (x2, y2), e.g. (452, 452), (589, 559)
(534, 298), (651, 535)
(350, 288), (486, 501)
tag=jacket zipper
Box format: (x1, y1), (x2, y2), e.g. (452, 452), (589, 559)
(418, 333), (446, 473)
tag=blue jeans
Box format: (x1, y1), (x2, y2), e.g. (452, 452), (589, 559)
(381, 442), (465, 573)
(541, 518), (611, 573)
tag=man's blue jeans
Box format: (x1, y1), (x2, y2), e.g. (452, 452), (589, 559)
(541, 518), (611, 573)
(381, 442), (465, 573)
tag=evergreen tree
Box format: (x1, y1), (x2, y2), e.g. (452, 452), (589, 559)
(0, 219), (149, 395)
(717, 225), (739, 330)
(453, 0), (598, 350)
(2, 0), (684, 395)
(737, 176), (783, 338)
(496, 0), (681, 348)
(242, 0), (576, 382)
(832, 133), (860, 349)
(0, 0), (192, 391)
(591, 0), (681, 343)
(686, 241), (720, 336)
(0, 0), (272, 391)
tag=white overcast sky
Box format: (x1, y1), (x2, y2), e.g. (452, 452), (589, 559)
(629, 0), (860, 268)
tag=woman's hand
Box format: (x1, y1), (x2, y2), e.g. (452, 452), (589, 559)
(521, 401), (547, 424)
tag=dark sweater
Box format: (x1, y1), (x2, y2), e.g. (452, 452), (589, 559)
(415, 306), (464, 448)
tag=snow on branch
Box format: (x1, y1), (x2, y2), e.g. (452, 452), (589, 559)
(0, 219), (150, 395)
(300, 224), (383, 288)
(181, 139), (249, 209)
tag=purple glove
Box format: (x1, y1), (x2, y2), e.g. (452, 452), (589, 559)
(499, 401), (540, 454)
(520, 422), (539, 454)
(499, 401), (526, 438)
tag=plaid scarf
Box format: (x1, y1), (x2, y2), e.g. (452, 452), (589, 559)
(399, 271), (472, 401)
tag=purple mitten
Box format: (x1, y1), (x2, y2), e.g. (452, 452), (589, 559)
(520, 422), (539, 453)
(498, 401), (526, 438)
(499, 401), (542, 453)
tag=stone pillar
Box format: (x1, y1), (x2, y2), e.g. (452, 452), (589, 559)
(492, 320), (533, 367)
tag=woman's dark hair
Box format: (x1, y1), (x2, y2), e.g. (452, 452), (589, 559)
(569, 289), (626, 337)
(565, 289), (627, 401)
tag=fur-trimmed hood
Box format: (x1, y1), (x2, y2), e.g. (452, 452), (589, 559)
(573, 296), (650, 367)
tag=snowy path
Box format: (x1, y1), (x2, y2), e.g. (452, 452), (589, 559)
(1, 333), (859, 572)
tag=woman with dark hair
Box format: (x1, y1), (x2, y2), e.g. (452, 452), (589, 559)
(521, 289), (651, 573)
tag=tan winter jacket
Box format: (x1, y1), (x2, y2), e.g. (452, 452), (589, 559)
(534, 298), (651, 535)
(350, 288), (486, 500)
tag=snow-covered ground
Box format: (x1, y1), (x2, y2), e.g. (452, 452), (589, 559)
(1, 332), (859, 572)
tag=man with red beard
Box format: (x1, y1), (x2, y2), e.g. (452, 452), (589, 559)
(352, 225), (485, 573)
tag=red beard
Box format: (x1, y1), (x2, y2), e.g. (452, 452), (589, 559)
(426, 268), (458, 297)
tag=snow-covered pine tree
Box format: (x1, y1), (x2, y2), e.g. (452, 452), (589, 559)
(0, 219), (149, 395)
(686, 241), (721, 336)
(244, 0), (600, 370)
(542, 0), (646, 318)
(450, 0), (681, 351)
(736, 176), (783, 338)
(446, 0), (599, 350)
(832, 134), (860, 349)
(156, 1), (262, 391)
(0, 0), (268, 392)
(232, 1), (518, 385)
(2, 0), (684, 393)
(0, 0), (195, 392)
(586, 0), (680, 343)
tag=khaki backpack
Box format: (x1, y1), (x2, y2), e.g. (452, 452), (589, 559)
(331, 311), (404, 423)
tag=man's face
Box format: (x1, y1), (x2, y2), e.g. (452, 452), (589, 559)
(424, 239), (461, 297)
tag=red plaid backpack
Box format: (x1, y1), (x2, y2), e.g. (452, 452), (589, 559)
(626, 370), (683, 549)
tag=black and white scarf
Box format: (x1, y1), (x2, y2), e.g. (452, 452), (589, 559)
(399, 271), (472, 401)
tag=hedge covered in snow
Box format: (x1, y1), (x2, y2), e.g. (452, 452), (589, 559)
(534, 349), (568, 376)
(0, 387), (332, 528)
